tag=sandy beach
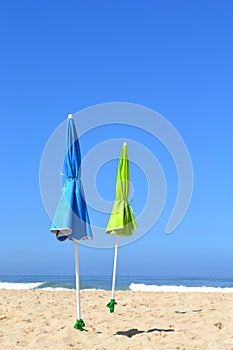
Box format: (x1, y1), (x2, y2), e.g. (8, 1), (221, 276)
(1, 290), (233, 349)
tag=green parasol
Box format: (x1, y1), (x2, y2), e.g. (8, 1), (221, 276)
(106, 142), (137, 312)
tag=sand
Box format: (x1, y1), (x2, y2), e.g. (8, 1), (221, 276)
(1, 290), (233, 349)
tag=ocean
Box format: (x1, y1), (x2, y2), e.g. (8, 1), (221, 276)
(1, 275), (233, 292)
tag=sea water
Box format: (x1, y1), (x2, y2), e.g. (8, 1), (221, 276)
(1, 275), (233, 292)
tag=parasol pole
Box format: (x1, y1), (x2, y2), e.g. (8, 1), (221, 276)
(106, 235), (118, 313)
(75, 240), (81, 319)
(111, 235), (119, 299)
(73, 240), (85, 330)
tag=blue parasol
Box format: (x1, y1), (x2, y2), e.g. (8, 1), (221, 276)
(50, 114), (92, 330)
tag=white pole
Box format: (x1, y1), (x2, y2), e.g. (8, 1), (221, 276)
(111, 235), (119, 300)
(74, 240), (81, 320)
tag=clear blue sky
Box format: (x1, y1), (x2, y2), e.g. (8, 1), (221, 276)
(0, 0), (233, 277)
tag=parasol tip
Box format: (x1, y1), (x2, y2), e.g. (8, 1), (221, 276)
(123, 142), (127, 146)
(68, 114), (73, 119)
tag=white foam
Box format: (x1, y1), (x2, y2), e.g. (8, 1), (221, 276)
(0, 282), (44, 290)
(0, 283), (107, 291)
(129, 283), (233, 293)
(82, 288), (105, 291)
(41, 287), (73, 291)
(38, 288), (104, 291)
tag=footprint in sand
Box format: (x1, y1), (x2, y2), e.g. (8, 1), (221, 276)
(0, 316), (7, 320)
(16, 340), (28, 347)
(214, 322), (223, 329)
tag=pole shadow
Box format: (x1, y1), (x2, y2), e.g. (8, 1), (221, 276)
(114, 327), (174, 338)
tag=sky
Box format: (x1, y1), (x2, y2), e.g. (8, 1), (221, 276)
(0, 0), (233, 277)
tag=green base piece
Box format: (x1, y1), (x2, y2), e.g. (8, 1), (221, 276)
(106, 299), (117, 313)
(73, 319), (85, 331)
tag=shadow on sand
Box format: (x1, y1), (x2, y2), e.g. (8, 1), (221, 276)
(114, 327), (174, 338)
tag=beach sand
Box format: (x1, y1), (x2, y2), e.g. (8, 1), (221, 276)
(1, 290), (233, 349)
